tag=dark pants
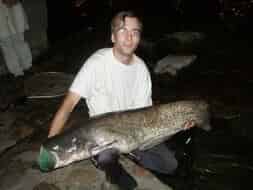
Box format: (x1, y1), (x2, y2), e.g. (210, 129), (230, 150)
(133, 143), (178, 174)
(95, 143), (178, 189)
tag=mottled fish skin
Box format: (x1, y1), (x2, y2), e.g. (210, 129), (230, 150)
(41, 100), (210, 170)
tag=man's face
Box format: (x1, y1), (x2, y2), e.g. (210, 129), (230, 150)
(111, 17), (141, 57)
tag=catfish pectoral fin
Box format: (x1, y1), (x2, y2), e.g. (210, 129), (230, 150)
(88, 140), (119, 167)
(90, 140), (118, 154)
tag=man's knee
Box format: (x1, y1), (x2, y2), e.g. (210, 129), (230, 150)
(96, 148), (119, 169)
(132, 143), (178, 174)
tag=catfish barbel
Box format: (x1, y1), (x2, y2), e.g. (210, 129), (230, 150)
(38, 100), (210, 172)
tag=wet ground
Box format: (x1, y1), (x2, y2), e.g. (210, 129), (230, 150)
(0, 27), (251, 190)
(150, 31), (251, 190)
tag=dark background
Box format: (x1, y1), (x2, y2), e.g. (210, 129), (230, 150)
(45, 0), (253, 44)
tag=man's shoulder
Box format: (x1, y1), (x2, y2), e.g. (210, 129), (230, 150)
(133, 54), (146, 65)
(78, 48), (111, 73)
(83, 48), (112, 67)
(133, 54), (149, 71)
(90, 48), (112, 60)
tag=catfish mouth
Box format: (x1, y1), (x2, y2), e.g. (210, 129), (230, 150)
(37, 146), (56, 172)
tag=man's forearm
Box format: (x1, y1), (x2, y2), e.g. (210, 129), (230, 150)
(48, 91), (81, 138)
(48, 109), (71, 138)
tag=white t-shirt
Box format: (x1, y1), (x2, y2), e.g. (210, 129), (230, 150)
(70, 48), (152, 117)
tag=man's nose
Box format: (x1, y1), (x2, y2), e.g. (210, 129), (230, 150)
(126, 32), (133, 42)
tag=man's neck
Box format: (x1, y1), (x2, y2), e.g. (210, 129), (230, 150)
(113, 48), (133, 65)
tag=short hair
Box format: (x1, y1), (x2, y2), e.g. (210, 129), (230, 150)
(111, 11), (143, 33)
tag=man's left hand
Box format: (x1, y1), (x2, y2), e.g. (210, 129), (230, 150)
(184, 120), (195, 129)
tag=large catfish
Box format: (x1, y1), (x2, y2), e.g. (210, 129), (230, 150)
(38, 100), (210, 172)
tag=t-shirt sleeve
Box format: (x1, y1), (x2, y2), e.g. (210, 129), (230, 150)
(69, 58), (97, 99)
(132, 64), (153, 109)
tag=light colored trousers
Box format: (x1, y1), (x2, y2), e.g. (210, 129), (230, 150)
(0, 32), (32, 77)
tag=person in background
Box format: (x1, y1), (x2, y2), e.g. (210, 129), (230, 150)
(48, 11), (189, 190)
(0, 0), (32, 77)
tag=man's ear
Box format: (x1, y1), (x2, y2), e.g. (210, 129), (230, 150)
(111, 33), (115, 43)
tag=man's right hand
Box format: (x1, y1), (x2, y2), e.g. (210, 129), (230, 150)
(48, 91), (81, 138)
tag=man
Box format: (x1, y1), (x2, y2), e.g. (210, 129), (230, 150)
(48, 11), (179, 190)
(0, 0), (32, 77)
